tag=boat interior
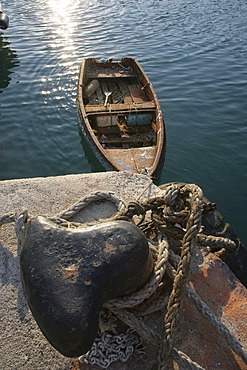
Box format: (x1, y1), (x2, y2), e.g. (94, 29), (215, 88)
(82, 59), (158, 150)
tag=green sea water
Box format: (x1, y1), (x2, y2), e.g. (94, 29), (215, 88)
(0, 0), (246, 245)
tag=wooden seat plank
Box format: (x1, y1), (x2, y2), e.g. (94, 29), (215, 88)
(100, 135), (151, 145)
(85, 101), (156, 113)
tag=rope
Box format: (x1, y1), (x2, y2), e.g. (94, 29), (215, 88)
(186, 285), (247, 364)
(1, 185), (245, 369)
(198, 233), (236, 252)
(172, 348), (205, 370)
(155, 185), (203, 368)
(105, 237), (169, 309)
(57, 191), (125, 220)
(0, 213), (16, 226)
(165, 259), (247, 365)
(109, 307), (160, 345)
(15, 210), (28, 246)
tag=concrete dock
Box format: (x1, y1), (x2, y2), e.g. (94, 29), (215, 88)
(0, 172), (246, 369)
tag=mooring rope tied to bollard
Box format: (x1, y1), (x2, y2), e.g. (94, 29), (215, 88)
(0, 186), (246, 369)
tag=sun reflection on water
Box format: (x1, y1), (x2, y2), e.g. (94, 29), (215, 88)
(47, 0), (78, 51)
(48, 0), (75, 19)
(40, 0), (80, 101)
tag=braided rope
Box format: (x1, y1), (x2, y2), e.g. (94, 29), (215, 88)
(165, 257), (247, 366)
(160, 183), (180, 206)
(135, 294), (170, 317)
(160, 207), (189, 223)
(109, 307), (160, 346)
(186, 285), (247, 364)
(172, 348), (205, 370)
(0, 213), (16, 226)
(152, 213), (185, 240)
(198, 233), (236, 252)
(156, 184), (203, 368)
(15, 210), (28, 245)
(1, 184), (245, 369)
(57, 191), (125, 220)
(105, 237), (169, 309)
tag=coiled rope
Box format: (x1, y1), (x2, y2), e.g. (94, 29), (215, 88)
(0, 185), (246, 369)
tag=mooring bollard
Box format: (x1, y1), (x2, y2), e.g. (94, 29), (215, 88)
(0, 2), (9, 30)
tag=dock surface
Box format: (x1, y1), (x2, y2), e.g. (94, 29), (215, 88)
(0, 172), (246, 369)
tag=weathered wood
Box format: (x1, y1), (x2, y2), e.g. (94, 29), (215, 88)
(128, 84), (147, 103)
(96, 124), (151, 135)
(85, 101), (156, 113)
(104, 147), (156, 172)
(100, 135), (152, 145)
(77, 57), (166, 176)
(117, 80), (133, 104)
(107, 80), (119, 104)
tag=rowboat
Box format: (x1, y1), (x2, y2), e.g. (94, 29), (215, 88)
(77, 57), (165, 176)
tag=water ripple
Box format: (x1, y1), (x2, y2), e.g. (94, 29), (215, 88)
(0, 0), (247, 243)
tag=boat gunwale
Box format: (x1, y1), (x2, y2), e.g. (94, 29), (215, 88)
(77, 57), (165, 176)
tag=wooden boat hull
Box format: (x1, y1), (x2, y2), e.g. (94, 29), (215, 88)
(77, 57), (166, 176)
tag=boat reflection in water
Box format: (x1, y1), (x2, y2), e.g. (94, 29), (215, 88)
(0, 36), (19, 93)
(78, 124), (106, 174)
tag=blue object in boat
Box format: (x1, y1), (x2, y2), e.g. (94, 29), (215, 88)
(126, 113), (153, 126)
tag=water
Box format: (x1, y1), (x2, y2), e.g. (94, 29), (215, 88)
(0, 0), (246, 245)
